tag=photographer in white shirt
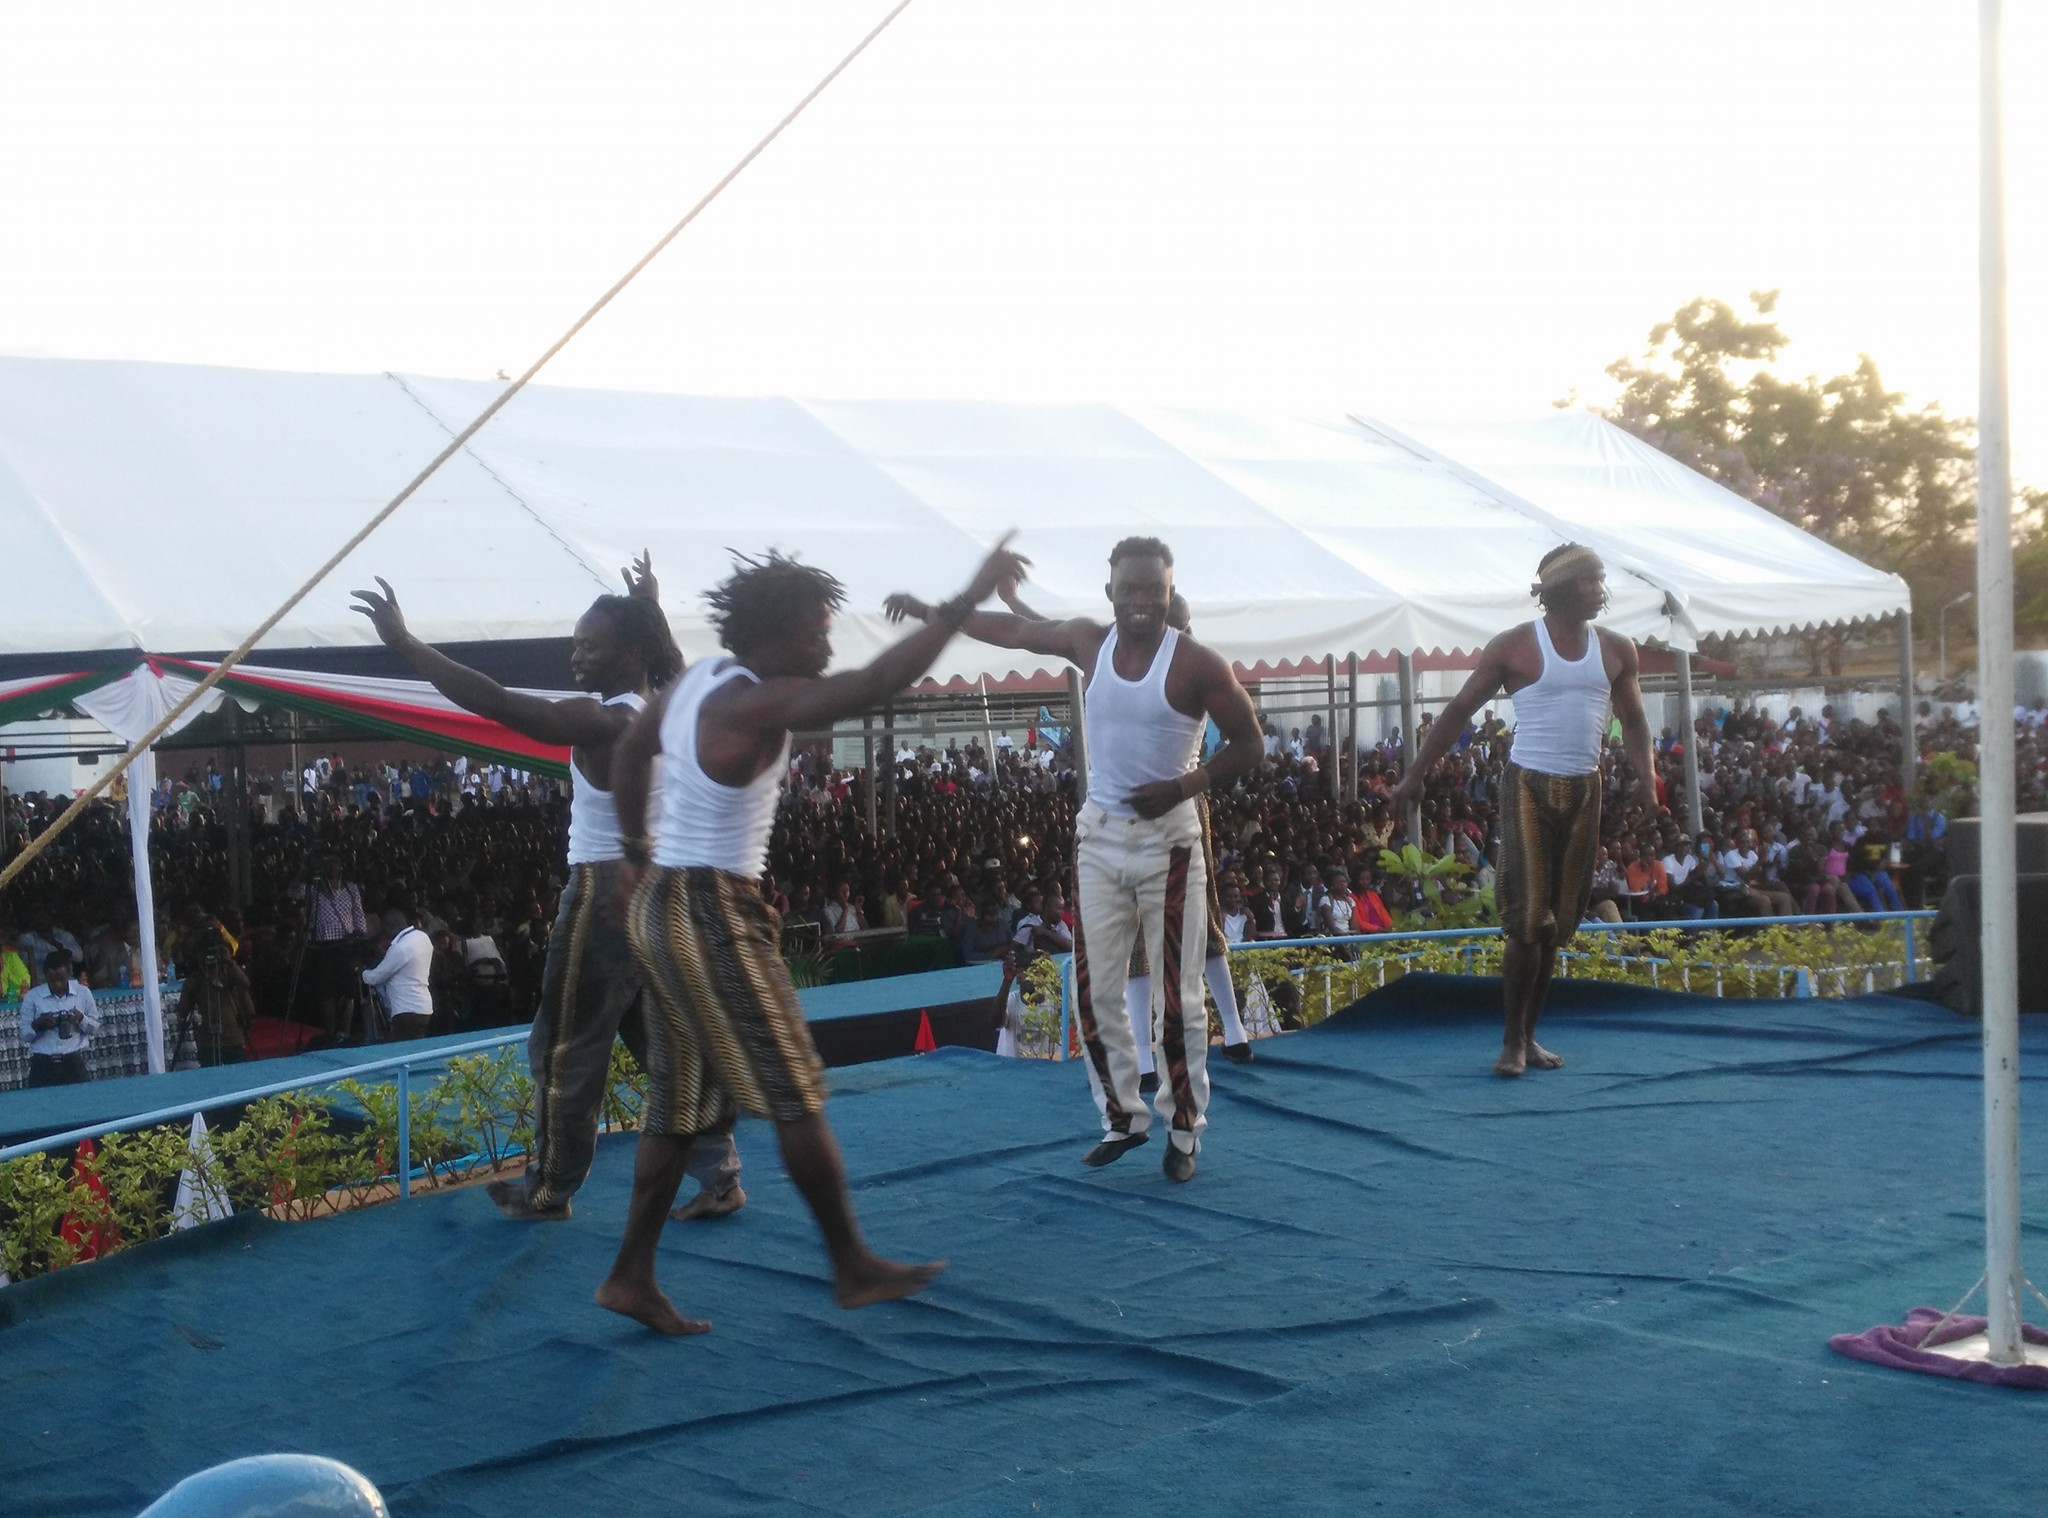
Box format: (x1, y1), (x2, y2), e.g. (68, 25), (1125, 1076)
(362, 907), (435, 1040)
(19, 950), (98, 1086)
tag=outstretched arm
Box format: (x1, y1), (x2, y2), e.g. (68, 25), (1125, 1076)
(1389, 635), (1514, 808)
(883, 590), (1100, 667)
(350, 579), (625, 748)
(727, 540), (1033, 736)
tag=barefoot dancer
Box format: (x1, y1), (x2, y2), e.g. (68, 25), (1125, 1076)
(1389, 545), (1658, 1077)
(598, 539), (1028, 1333)
(351, 557), (745, 1220)
(889, 538), (1263, 1183)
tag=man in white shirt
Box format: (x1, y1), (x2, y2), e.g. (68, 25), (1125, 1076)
(19, 950), (98, 1086)
(361, 907), (435, 1040)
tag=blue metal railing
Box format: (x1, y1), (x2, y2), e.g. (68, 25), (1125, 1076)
(0, 1029), (529, 1178)
(1052, 909), (1937, 1060)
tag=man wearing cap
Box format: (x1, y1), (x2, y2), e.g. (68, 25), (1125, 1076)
(1391, 544), (1658, 1075)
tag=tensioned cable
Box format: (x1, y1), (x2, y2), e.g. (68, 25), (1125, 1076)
(0, 0), (918, 896)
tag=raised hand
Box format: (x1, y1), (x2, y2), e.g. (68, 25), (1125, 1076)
(883, 592), (931, 624)
(349, 578), (412, 648)
(959, 533), (1030, 606)
(622, 550), (659, 601)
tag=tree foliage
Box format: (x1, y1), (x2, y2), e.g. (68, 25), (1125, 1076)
(1592, 292), (2045, 670)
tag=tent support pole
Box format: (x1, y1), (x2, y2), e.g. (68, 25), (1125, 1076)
(1396, 652), (1421, 846)
(1975, 0), (2025, 1364)
(128, 747), (166, 1075)
(1325, 656), (1339, 802)
(1066, 668), (1088, 806)
(883, 703), (897, 835)
(1675, 651), (1705, 836)
(1346, 654), (1359, 803)
(1896, 611), (1918, 794)
(863, 715), (877, 836)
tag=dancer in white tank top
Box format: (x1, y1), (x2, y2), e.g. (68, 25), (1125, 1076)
(887, 537), (1266, 1184)
(596, 537), (1028, 1336)
(1390, 545), (1659, 1076)
(350, 556), (743, 1220)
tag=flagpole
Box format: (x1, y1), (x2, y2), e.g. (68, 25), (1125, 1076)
(1974, 0), (2024, 1365)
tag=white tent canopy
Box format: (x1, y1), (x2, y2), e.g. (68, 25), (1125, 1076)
(0, 357), (1908, 680)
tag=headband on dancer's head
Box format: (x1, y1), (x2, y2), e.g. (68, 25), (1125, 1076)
(1532, 546), (1605, 597)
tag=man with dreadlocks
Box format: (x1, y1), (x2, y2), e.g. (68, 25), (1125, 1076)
(350, 556), (745, 1222)
(600, 537), (1028, 1334)
(1390, 543), (1659, 1075)
(888, 539), (1264, 1184)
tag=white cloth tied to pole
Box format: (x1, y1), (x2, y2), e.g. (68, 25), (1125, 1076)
(75, 664), (235, 1076)
(171, 1112), (233, 1231)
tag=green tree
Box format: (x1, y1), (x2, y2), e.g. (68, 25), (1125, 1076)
(1593, 292), (2043, 673)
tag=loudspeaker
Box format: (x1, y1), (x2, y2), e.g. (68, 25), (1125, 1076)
(1943, 813), (2048, 878)
(1927, 873), (2048, 1015)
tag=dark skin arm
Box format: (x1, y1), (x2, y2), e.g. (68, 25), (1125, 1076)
(886, 586), (1261, 817)
(883, 593), (1102, 670)
(350, 579), (626, 750)
(1390, 626), (1660, 808)
(1126, 640), (1265, 819)
(1388, 635), (1516, 810)
(709, 544), (1031, 783)
(608, 682), (672, 909)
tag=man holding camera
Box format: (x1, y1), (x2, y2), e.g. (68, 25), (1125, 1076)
(19, 950), (98, 1087)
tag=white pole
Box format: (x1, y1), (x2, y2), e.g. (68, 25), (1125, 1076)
(1975, 0), (2024, 1364)
(1396, 652), (1422, 845)
(127, 746), (166, 1075)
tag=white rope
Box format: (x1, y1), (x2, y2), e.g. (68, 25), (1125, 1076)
(0, 0), (919, 898)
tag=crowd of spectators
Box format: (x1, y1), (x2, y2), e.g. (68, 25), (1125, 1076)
(0, 692), (2016, 1052)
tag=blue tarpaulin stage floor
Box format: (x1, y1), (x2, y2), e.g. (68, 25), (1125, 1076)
(5, 974), (2047, 1517)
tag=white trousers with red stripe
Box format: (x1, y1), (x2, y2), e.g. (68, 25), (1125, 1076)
(1126, 959), (1248, 1075)
(1073, 800), (1209, 1155)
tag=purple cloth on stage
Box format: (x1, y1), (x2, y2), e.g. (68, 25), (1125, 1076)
(1828, 1308), (2048, 1388)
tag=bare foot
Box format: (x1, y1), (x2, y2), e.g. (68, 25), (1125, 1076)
(834, 1255), (947, 1310)
(1493, 1047), (1527, 1077)
(594, 1276), (712, 1336)
(1524, 1041), (1565, 1070)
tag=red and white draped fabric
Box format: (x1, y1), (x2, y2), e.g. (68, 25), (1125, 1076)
(27, 659), (577, 1074)
(158, 659), (575, 776)
(0, 669), (131, 728)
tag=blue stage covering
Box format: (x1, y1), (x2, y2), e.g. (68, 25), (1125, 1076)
(4, 975), (2046, 1517)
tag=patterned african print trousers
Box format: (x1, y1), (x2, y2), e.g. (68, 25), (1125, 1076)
(1496, 762), (1602, 945)
(1072, 800), (1210, 1155)
(627, 864), (829, 1138)
(524, 861), (739, 1208)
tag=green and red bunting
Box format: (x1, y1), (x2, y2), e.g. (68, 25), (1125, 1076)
(0, 667), (133, 728)
(158, 659), (574, 777)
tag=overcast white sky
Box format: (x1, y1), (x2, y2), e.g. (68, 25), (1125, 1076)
(2, 1), (2040, 482)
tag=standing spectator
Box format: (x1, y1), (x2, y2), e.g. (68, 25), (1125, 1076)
(19, 950), (97, 1086)
(362, 906), (435, 1039)
(0, 924), (32, 1001)
(301, 854), (369, 1042)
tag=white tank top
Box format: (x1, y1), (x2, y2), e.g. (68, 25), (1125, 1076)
(565, 691), (649, 865)
(1084, 626), (1204, 818)
(654, 658), (789, 876)
(1508, 618), (1612, 776)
